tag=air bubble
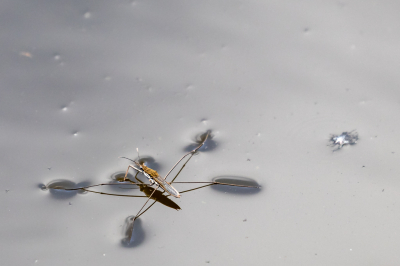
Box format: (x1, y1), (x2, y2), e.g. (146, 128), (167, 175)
(201, 119), (208, 124)
(54, 54), (61, 61)
(84, 12), (91, 19)
(104, 76), (111, 81)
(61, 106), (68, 111)
(73, 131), (78, 136)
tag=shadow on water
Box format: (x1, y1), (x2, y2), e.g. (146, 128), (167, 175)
(121, 216), (145, 248)
(184, 130), (217, 152)
(211, 176), (261, 195)
(40, 180), (90, 199)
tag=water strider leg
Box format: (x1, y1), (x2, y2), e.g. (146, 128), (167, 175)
(81, 189), (148, 198)
(135, 200), (157, 220)
(174, 181), (260, 194)
(132, 184), (160, 223)
(123, 164), (144, 181)
(164, 131), (210, 182)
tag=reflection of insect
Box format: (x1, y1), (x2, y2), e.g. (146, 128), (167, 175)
(329, 130), (358, 151)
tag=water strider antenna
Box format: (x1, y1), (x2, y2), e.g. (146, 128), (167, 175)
(136, 148), (140, 160)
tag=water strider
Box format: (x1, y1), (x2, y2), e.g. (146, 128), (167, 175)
(46, 130), (260, 239)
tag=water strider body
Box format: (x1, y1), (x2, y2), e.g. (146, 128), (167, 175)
(121, 131), (212, 199)
(133, 161), (180, 198)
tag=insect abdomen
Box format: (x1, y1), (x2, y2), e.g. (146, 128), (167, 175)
(142, 165), (159, 178)
(154, 177), (180, 198)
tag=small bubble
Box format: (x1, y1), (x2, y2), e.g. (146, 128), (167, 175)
(73, 131), (78, 136)
(61, 106), (68, 111)
(104, 76), (111, 81)
(201, 119), (208, 124)
(20, 51), (33, 58)
(186, 84), (194, 90)
(147, 86), (153, 92)
(103, 253), (106, 256)
(257, 133), (261, 137)
(131, 1), (137, 6)
(54, 54), (61, 61)
(84, 12), (91, 19)
(35, 260), (38, 263)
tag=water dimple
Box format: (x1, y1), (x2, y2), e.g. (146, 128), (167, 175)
(211, 176), (261, 195)
(184, 130), (217, 152)
(121, 216), (145, 248)
(44, 180), (90, 198)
